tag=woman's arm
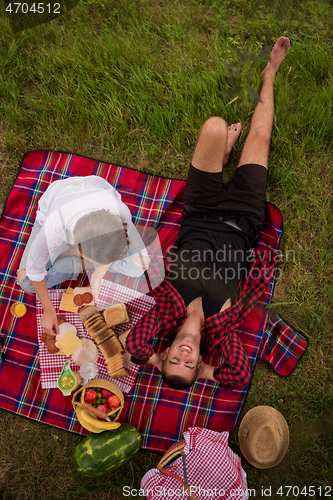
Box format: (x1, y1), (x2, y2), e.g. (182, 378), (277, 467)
(31, 279), (59, 336)
(89, 263), (111, 300)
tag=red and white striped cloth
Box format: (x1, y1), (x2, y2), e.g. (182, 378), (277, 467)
(141, 427), (249, 500)
(36, 279), (155, 393)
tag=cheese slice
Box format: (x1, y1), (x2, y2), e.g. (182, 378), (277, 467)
(59, 289), (79, 313)
(55, 331), (83, 357)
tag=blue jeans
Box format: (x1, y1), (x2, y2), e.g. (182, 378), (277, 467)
(18, 256), (82, 293)
(16, 219), (149, 293)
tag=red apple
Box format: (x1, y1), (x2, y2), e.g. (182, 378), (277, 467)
(84, 389), (97, 404)
(96, 404), (108, 420)
(100, 389), (112, 398)
(106, 394), (120, 410)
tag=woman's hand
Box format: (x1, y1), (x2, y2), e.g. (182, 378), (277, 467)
(40, 308), (59, 336)
(30, 279), (59, 336)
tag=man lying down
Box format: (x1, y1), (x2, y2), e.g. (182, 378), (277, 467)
(125, 37), (290, 390)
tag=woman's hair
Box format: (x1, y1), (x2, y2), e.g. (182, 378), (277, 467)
(73, 210), (129, 265)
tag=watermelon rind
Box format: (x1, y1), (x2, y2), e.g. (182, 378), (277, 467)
(74, 423), (141, 478)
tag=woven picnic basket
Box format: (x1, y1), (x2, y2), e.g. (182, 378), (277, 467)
(72, 378), (124, 432)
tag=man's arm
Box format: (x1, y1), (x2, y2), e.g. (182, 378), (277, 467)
(213, 332), (251, 388)
(198, 332), (251, 388)
(147, 351), (165, 371)
(125, 305), (163, 364)
(197, 361), (215, 382)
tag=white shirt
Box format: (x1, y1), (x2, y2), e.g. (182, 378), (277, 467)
(26, 176), (145, 281)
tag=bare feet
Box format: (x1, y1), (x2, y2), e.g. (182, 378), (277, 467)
(223, 122), (242, 166)
(261, 36), (290, 79)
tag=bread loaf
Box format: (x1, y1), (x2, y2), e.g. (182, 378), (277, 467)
(109, 366), (129, 379)
(118, 329), (131, 349)
(103, 304), (130, 328)
(79, 306), (100, 323)
(93, 328), (116, 344)
(105, 352), (124, 372)
(99, 337), (124, 364)
(79, 304), (128, 379)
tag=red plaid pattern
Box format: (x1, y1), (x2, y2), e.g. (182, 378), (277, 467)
(126, 250), (276, 389)
(141, 427), (248, 500)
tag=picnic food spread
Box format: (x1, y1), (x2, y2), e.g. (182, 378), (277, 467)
(42, 285), (131, 379)
(35, 282), (143, 466)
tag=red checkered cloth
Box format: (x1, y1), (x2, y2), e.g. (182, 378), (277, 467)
(141, 427), (249, 500)
(36, 280), (155, 392)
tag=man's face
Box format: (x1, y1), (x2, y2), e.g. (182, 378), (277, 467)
(162, 333), (202, 382)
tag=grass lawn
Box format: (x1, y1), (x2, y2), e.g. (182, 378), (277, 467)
(0, 0), (333, 498)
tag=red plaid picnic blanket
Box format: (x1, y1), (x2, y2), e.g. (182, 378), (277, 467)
(0, 150), (184, 434)
(0, 149), (306, 452)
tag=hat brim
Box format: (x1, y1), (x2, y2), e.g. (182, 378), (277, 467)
(238, 405), (290, 469)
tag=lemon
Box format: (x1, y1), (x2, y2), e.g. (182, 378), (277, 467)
(59, 374), (75, 390)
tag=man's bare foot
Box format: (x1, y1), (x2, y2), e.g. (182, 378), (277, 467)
(223, 122), (242, 166)
(261, 36), (290, 79)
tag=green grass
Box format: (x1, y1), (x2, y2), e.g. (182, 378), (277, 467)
(1, 0), (333, 498)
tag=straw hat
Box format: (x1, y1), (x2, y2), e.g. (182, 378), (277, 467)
(238, 406), (289, 469)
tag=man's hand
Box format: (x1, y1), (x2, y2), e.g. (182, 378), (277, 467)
(148, 351), (165, 372)
(197, 361), (216, 382)
(40, 308), (59, 336)
(133, 255), (150, 271)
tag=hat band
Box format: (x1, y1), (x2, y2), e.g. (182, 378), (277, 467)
(242, 413), (283, 437)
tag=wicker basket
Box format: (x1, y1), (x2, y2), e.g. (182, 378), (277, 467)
(72, 378), (124, 427)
